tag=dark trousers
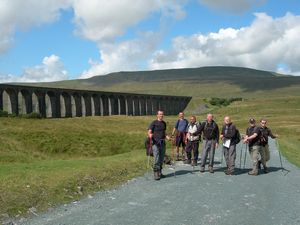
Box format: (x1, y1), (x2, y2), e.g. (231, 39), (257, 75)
(186, 141), (199, 161)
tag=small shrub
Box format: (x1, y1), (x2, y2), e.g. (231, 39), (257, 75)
(0, 110), (9, 117)
(208, 97), (243, 107)
(21, 112), (42, 119)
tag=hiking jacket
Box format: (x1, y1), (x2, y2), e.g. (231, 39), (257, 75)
(221, 123), (237, 145)
(259, 126), (276, 145)
(200, 120), (219, 141)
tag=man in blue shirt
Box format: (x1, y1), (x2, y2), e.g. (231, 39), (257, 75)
(172, 112), (188, 161)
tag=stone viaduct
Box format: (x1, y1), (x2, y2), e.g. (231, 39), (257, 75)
(0, 84), (192, 118)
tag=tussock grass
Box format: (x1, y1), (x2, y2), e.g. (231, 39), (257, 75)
(0, 116), (152, 221)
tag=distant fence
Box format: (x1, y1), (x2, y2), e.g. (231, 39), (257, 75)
(0, 84), (192, 118)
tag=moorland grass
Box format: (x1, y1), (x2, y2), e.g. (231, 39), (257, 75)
(0, 116), (154, 221)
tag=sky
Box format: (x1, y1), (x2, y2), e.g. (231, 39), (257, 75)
(0, 0), (300, 83)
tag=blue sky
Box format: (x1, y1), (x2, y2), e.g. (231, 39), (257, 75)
(0, 0), (300, 83)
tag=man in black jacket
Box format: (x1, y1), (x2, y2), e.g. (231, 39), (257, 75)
(148, 111), (170, 180)
(243, 118), (263, 175)
(258, 118), (278, 172)
(199, 113), (219, 173)
(220, 116), (238, 175)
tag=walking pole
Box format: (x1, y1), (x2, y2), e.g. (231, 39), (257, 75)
(171, 136), (176, 177)
(220, 144), (224, 166)
(275, 139), (290, 175)
(147, 138), (152, 170)
(191, 141), (195, 173)
(145, 137), (152, 181)
(239, 143), (244, 170)
(243, 144), (248, 169)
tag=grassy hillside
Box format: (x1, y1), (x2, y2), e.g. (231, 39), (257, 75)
(25, 66), (300, 96)
(0, 116), (153, 221)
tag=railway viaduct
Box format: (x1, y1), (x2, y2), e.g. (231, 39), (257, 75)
(0, 84), (191, 118)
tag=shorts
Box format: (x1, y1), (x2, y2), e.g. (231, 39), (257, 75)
(176, 132), (186, 147)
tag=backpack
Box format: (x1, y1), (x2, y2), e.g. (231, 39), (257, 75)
(235, 128), (241, 144)
(144, 137), (153, 156)
(259, 128), (267, 145)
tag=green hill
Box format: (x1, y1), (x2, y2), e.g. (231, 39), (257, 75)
(29, 66), (300, 97)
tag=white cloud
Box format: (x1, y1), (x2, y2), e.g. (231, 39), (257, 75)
(80, 32), (161, 78)
(149, 13), (300, 75)
(0, 0), (187, 80)
(198, 0), (267, 14)
(0, 0), (72, 53)
(0, 55), (69, 83)
(72, 0), (186, 42)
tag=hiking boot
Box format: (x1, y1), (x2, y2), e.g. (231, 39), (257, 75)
(181, 154), (185, 161)
(154, 171), (160, 180)
(191, 160), (197, 166)
(248, 171), (258, 176)
(208, 166), (214, 173)
(258, 161), (262, 170)
(200, 167), (205, 173)
(225, 170), (232, 175)
(224, 168), (229, 174)
(263, 166), (269, 174)
(176, 154), (180, 161)
(184, 159), (191, 164)
(158, 170), (166, 178)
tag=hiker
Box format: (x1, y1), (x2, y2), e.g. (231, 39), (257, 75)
(171, 112), (188, 161)
(199, 113), (219, 173)
(148, 110), (170, 180)
(185, 115), (201, 166)
(243, 118), (266, 175)
(220, 116), (238, 175)
(258, 118), (278, 172)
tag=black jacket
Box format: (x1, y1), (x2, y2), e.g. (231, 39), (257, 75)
(221, 123), (237, 145)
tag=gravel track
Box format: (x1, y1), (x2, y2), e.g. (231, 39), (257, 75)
(20, 139), (300, 225)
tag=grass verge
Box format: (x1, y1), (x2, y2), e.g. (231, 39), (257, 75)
(0, 151), (147, 221)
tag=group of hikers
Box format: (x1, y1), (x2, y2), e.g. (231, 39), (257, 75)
(147, 111), (278, 180)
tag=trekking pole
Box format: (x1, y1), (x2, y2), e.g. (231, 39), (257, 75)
(147, 138), (152, 170)
(243, 144), (248, 169)
(220, 147), (223, 166)
(275, 139), (290, 175)
(171, 136), (176, 177)
(276, 139), (283, 171)
(191, 141), (195, 173)
(239, 143), (244, 170)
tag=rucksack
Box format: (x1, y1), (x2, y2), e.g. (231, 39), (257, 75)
(144, 137), (153, 156)
(259, 128), (267, 145)
(235, 128), (241, 144)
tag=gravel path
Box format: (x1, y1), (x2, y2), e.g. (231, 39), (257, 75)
(21, 139), (300, 225)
